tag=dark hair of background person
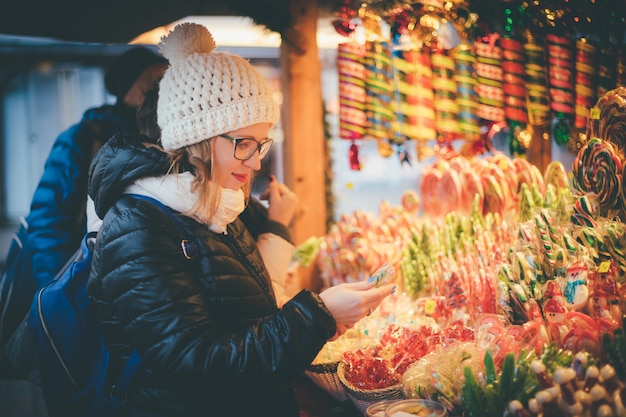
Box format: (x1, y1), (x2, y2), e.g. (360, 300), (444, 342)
(136, 79), (162, 142)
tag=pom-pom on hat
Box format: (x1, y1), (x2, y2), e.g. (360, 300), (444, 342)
(104, 46), (167, 100)
(157, 23), (281, 151)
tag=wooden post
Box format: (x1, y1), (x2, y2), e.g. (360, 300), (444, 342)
(279, 0), (327, 292)
(526, 124), (551, 173)
(280, 0), (327, 246)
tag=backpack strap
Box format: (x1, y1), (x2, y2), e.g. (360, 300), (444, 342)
(108, 349), (142, 406)
(106, 195), (197, 405)
(127, 194), (199, 259)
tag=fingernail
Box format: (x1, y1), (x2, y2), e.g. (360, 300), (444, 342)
(368, 275), (375, 283)
(391, 285), (397, 294)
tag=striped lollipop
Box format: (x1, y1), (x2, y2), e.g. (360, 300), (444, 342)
(572, 137), (623, 216)
(586, 87), (626, 216)
(587, 87), (626, 157)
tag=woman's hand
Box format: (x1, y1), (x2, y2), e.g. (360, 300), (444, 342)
(319, 279), (396, 338)
(259, 175), (299, 226)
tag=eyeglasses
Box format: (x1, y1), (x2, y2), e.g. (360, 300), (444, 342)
(220, 134), (273, 161)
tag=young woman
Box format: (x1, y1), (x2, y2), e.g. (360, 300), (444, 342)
(87, 23), (395, 417)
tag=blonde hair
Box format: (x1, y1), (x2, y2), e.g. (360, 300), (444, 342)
(167, 139), (251, 220)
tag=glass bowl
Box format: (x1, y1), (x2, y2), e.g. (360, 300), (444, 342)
(384, 399), (448, 417)
(365, 400), (397, 417)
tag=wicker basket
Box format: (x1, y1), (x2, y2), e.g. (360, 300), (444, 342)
(304, 361), (349, 401)
(336, 361), (405, 413)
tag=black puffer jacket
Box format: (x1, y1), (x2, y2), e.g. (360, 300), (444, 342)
(87, 134), (337, 417)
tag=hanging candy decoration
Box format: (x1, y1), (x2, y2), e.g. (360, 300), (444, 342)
(522, 30), (550, 132)
(500, 4), (529, 157)
(431, 47), (460, 155)
(364, 39), (394, 157)
(452, 42), (481, 156)
(387, 7), (414, 165)
(501, 35), (529, 157)
(337, 41), (367, 170)
(596, 45), (617, 99)
(402, 47), (436, 160)
(572, 38), (598, 151)
(474, 34), (506, 151)
(390, 52), (411, 165)
(546, 33), (575, 148)
(332, 19), (357, 38)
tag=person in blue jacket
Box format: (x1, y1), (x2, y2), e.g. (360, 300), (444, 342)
(86, 23), (395, 417)
(26, 46), (167, 288)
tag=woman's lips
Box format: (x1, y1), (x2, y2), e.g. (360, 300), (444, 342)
(232, 173), (248, 183)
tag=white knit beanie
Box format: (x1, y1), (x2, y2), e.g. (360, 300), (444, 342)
(157, 23), (281, 151)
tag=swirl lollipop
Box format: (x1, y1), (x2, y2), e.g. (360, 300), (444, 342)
(587, 87), (626, 159)
(571, 137), (623, 216)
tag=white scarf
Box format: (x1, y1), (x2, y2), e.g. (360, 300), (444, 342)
(125, 172), (245, 234)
